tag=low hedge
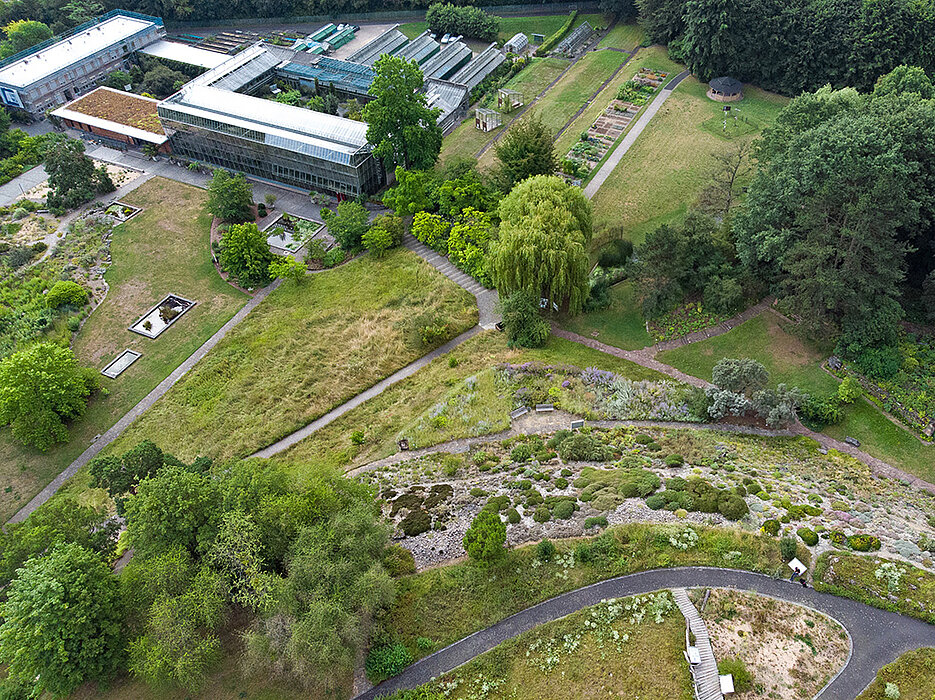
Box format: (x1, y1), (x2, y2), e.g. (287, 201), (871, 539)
(536, 10), (577, 55)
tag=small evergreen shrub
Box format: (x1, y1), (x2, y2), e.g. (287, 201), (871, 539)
(664, 454), (685, 467)
(762, 519), (780, 536)
(366, 644), (413, 682)
(506, 508), (520, 524)
(847, 533), (881, 551)
(533, 505), (551, 522)
(553, 500), (575, 519)
(797, 527), (819, 546)
(536, 538), (556, 562)
(584, 516), (608, 529)
(779, 535), (798, 561)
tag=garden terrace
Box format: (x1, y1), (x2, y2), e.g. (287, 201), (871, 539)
(104, 249), (478, 463)
(0, 177), (247, 522)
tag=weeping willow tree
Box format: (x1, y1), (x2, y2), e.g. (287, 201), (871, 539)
(492, 175), (592, 314)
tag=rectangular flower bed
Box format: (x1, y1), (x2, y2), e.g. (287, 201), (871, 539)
(129, 294), (196, 339)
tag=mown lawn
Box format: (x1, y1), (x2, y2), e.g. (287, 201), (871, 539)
(273, 329), (667, 472)
(430, 594), (692, 700)
(438, 56), (570, 166)
(556, 281), (652, 350)
(589, 77), (788, 245)
(657, 312), (935, 482)
(857, 648), (935, 700)
(0, 178), (246, 522)
(597, 21), (646, 50)
(104, 249), (478, 464)
(477, 48), (630, 171)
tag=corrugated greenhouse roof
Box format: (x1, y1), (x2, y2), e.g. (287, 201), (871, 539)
(186, 44), (282, 92)
(163, 85), (370, 163)
(397, 32), (441, 65)
(451, 44), (505, 91)
(279, 57), (374, 94)
(422, 41), (472, 80)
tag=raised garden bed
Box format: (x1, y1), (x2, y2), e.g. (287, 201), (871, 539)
(129, 294), (195, 339)
(103, 201), (142, 223)
(101, 349), (141, 378)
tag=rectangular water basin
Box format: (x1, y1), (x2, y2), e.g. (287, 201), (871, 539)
(129, 294), (196, 339)
(101, 349), (141, 378)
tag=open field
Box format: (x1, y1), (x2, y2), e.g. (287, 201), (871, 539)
(432, 593), (692, 700)
(556, 281), (652, 350)
(657, 312), (935, 482)
(104, 249), (477, 463)
(0, 178), (247, 522)
(590, 78), (788, 245)
(857, 648), (935, 700)
(437, 56), (570, 166)
(597, 21), (646, 50)
(477, 48), (630, 171)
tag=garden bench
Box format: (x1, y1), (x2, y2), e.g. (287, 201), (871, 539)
(844, 436), (861, 447)
(570, 420), (585, 430)
(509, 407), (529, 420)
(535, 404), (554, 413)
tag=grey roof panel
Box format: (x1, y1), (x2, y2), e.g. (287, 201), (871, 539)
(345, 26), (407, 67)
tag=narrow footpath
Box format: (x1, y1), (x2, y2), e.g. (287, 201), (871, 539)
(355, 567), (932, 700)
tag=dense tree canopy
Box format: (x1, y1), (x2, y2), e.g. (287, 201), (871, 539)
(363, 56), (442, 170)
(220, 222), (273, 287)
(733, 78), (935, 359)
(44, 138), (114, 211)
(206, 169), (253, 223)
(641, 0), (935, 95)
(494, 114), (557, 190)
(426, 2), (499, 41)
(0, 342), (96, 450)
(0, 543), (124, 696)
(0, 19), (50, 58)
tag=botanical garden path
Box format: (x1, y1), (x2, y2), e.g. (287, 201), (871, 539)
(355, 567), (932, 700)
(7, 280), (281, 524)
(551, 323), (935, 495)
(584, 68), (690, 199)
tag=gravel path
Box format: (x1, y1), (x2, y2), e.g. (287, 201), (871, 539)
(7, 280), (281, 524)
(356, 567), (933, 700)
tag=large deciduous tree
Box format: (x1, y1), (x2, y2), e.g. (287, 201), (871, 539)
(363, 56), (442, 170)
(320, 201), (370, 251)
(219, 222), (273, 287)
(493, 176), (592, 313)
(494, 114), (557, 190)
(44, 138), (114, 211)
(0, 342), (96, 450)
(0, 20), (51, 59)
(0, 543), (124, 696)
(206, 168), (253, 223)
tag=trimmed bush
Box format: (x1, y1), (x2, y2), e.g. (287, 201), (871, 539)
(553, 500), (575, 519)
(762, 519), (781, 536)
(634, 433), (653, 444)
(797, 527), (819, 546)
(510, 444), (533, 463)
(664, 454), (685, 467)
(46, 280), (88, 308)
(584, 516), (608, 529)
(400, 509), (431, 537)
(533, 505), (551, 522)
(847, 533), (881, 551)
(718, 494), (749, 521)
(536, 538), (556, 562)
(645, 494), (666, 510)
(554, 477), (569, 489)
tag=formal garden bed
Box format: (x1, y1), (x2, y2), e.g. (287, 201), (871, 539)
(260, 211), (333, 258)
(700, 588), (848, 699)
(648, 301), (729, 342)
(359, 424), (935, 572)
(560, 68), (668, 179)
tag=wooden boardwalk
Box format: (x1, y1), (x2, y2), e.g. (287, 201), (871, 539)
(672, 587), (724, 700)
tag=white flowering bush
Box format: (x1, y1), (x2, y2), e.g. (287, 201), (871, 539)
(667, 527), (699, 551)
(874, 561), (906, 592)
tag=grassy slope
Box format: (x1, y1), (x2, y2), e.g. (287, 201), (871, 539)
(589, 78), (788, 244)
(273, 330), (666, 472)
(437, 56), (570, 166)
(436, 596), (692, 700)
(557, 281), (652, 350)
(0, 178), (246, 521)
(857, 648), (935, 700)
(597, 21), (646, 49)
(390, 524), (782, 658)
(104, 249), (477, 463)
(477, 48), (630, 171)
(657, 312), (935, 482)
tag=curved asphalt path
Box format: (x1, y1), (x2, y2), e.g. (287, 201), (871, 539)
(356, 567), (934, 700)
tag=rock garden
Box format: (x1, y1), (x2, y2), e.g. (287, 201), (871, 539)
(359, 424), (935, 573)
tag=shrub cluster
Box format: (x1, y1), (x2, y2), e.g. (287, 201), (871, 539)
(645, 476), (748, 521)
(425, 2), (499, 42)
(797, 527), (819, 547)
